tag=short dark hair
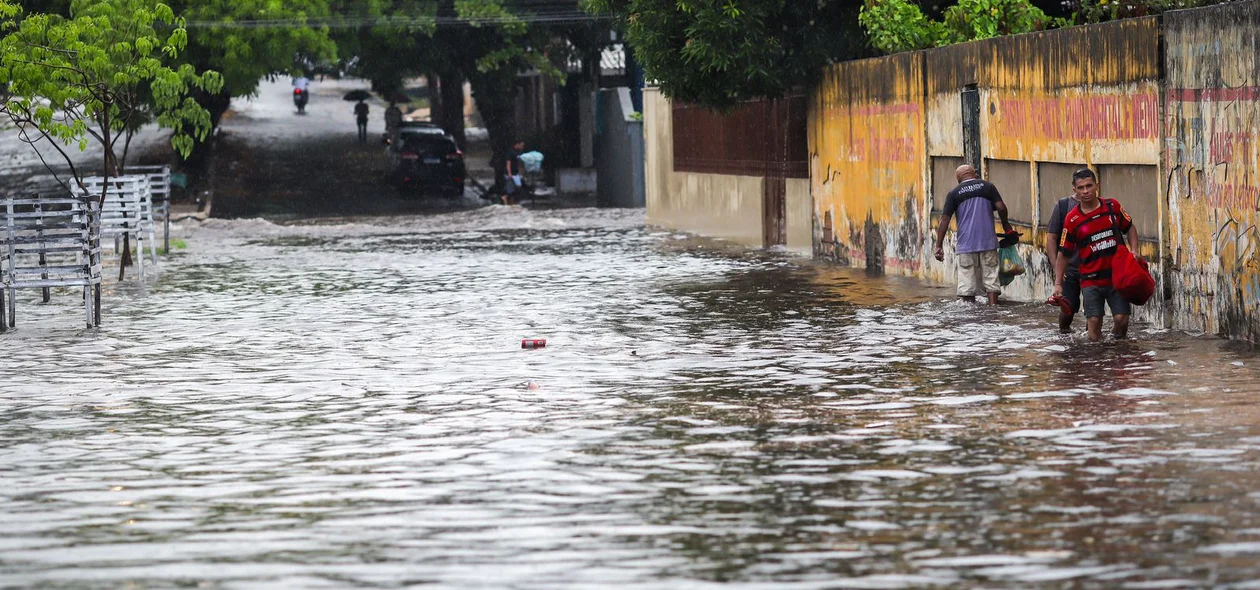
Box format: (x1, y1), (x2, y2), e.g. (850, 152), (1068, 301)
(1072, 168), (1097, 184)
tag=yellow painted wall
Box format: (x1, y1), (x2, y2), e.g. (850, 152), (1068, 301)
(810, 53), (927, 275)
(1165, 4), (1260, 341)
(644, 7), (1259, 342)
(918, 19), (1166, 316)
(808, 18), (1172, 325)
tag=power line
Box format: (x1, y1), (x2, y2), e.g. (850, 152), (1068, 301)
(184, 12), (613, 29)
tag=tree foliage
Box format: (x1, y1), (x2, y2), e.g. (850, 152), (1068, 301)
(338, 0), (599, 185)
(860, 0), (1056, 54)
(171, 0), (336, 96)
(1064, 0), (1231, 23)
(0, 0), (223, 189)
(585, 0), (868, 110)
(167, 0), (337, 126)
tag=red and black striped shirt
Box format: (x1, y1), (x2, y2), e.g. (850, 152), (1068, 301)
(1059, 199), (1134, 288)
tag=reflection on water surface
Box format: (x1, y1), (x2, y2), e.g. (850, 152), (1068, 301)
(2, 207), (1259, 588)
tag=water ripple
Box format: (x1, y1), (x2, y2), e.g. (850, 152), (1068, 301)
(2, 207), (1260, 588)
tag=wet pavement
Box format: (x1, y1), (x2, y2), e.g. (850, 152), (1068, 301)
(210, 78), (500, 220)
(4, 205), (1260, 589)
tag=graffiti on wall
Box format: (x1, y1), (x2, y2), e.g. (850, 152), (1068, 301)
(996, 93), (1159, 141)
(812, 99), (925, 275)
(1165, 77), (1260, 338)
(983, 90), (1162, 165)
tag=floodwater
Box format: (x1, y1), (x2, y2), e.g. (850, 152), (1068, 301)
(3, 206), (1260, 589)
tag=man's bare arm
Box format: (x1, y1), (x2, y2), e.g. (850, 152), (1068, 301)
(1054, 252), (1069, 296)
(995, 201), (1014, 233)
(934, 214), (951, 261)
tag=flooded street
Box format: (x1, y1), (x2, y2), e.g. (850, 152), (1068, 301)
(4, 206), (1260, 588)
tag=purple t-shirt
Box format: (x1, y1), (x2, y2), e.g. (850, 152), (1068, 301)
(942, 179), (1002, 254)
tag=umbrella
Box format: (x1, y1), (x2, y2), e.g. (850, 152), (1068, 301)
(342, 89), (372, 102)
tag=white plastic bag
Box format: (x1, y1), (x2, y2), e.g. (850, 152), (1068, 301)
(519, 151), (544, 174)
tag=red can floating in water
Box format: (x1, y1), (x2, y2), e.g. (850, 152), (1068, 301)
(522, 339), (547, 349)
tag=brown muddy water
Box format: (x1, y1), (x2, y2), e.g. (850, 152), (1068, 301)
(2, 206), (1260, 589)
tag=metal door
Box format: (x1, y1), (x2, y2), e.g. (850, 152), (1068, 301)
(961, 85), (981, 172)
(762, 98), (788, 248)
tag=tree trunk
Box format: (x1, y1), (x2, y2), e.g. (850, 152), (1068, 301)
(181, 87), (232, 189)
(427, 72), (442, 127)
(101, 116), (132, 281)
(439, 70), (466, 149)
(470, 71), (516, 191)
(200, 88), (233, 130)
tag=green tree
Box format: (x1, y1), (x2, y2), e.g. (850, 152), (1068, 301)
(1064, 0), (1230, 23)
(585, 0), (868, 109)
(335, 0), (592, 187)
(860, 0), (1057, 54)
(0, 0), (222, 190)
(0, 0), (222, 277)
(168, 0), (337, 128)
(859, 0), (950, 53)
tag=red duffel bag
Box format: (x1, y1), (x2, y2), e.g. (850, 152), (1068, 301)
(1111, 244), (1154, 305)
(1107, 202), (1155, 305)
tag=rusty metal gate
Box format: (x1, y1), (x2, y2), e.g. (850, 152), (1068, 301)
(762, 98), (789, 248)
(672, 96), (808, 249)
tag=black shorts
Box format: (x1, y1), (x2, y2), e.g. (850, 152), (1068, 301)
(1082, 285), (1131, 318)
(1061, 269), (1081, 315)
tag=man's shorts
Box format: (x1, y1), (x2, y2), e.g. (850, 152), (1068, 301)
(956, 250), (1000, 296)
(1082, 285), (1131, 318)
(1060, 268), (1081, 315)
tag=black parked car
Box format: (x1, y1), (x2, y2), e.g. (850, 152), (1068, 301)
(387, 124), (465, 197)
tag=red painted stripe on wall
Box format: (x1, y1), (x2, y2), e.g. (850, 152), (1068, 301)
(1167, 87), (1260, 102)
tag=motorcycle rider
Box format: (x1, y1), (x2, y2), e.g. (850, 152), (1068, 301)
(292, 76), (310, 113)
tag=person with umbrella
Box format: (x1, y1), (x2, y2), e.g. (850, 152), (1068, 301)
(343, 90), (373, 142)
(354, 100), (370, 142)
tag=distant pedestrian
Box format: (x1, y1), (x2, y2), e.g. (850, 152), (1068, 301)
(501, 139), (525, 205)
(933, 164), (1015, 304)
(385, 101), (403, 147)
(1053, 168), (1141, 342)
(354, 100), (369, 143)
(1046, 189), (1082, 333)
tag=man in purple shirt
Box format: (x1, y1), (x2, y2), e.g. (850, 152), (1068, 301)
(933, 164), (1014, 304)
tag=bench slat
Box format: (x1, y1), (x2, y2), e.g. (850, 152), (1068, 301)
(4, 222), (90, 230)
(10, 245), (95, 254)
(1, 200), (91, 207)
(5, 279), (101, 288)
(10, 265), (96, 274)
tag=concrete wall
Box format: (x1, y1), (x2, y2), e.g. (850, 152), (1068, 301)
(810, 17), (1169, 324)
(810, 53), (927, 275)
(921, 18), (1165, 324)
(596, 88), (646, 208)
(643, 2), (1260, 342)
(1165, 2), (1260, 341)
(786, 179), (812, 253)
(644, 88), (765, 246)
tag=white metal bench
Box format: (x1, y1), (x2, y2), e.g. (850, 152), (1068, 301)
(128, 165), (171, 252)
(0, 195), (103, 330)
(76, 175), (158, 281)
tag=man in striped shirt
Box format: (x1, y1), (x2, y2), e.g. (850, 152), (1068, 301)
(1052, 168), (1141, 342)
